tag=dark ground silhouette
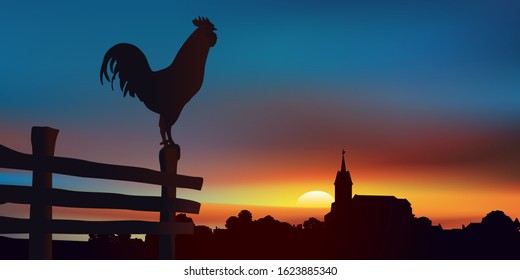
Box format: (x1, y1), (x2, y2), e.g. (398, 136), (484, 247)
(174, 210), (520, 260)
(1, 210), (519, 260)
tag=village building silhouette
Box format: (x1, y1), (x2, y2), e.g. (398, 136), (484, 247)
(325, 150), (413, 229)
(323, 151), (422, 259)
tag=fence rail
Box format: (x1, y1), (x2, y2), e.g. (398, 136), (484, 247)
(0, 145), (202, 189)
(0, 184), (200, 213)
(0, 126), (202, 259)
(0, 216), (194, 235)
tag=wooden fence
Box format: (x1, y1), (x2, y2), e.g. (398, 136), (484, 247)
(0, 126), (202, 259)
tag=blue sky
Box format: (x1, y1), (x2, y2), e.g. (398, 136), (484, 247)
(2, 1), (519, 121)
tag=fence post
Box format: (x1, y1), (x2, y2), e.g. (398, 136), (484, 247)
(159, 145), (180, 259)
(29, 126), (59, 260)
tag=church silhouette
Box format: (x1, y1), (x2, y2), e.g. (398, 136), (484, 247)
(325, 150), (413, 229)
(318, 151), (520, 259)
(323, 151), (424, 259)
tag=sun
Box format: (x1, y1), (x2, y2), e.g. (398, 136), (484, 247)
(296, 191), (334, 208)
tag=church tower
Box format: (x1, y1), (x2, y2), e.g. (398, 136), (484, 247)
(334, 149), (353, 204)
(325, 150), (353, 225)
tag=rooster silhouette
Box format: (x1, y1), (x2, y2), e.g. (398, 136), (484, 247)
(100, 17), (217, 147)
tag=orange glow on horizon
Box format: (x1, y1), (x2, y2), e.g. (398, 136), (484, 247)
(1, 147), (518, 237)
(182, 162), (520, 230)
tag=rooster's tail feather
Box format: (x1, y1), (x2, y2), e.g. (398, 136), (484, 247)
(100, 43), (153, 101)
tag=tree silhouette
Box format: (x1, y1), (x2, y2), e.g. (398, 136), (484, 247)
(225, 210), (254, 233)
(194, 225), (212, 236)
(225, 216), (239, 231)
(303, 217), (324, 230)
(238, 210), (253, 223)
(481, 210), (516, 234)
(176, 213), (194, 224)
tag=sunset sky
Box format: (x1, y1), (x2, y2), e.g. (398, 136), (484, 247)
(1, 1), (519, 240)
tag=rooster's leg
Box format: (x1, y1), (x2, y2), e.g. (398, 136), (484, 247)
(166, 126), (175, 146)
(165, 127), (180, 157)
(159, 116), (168, 145)
(159, 130), (168, 146)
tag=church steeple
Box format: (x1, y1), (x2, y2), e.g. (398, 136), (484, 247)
(341, 149), (346, 173)
(325, 149), (355, 226)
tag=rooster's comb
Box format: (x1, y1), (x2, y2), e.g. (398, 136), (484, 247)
(193, 16), (213, 28)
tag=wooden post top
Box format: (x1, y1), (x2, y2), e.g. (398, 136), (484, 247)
(31, 127), (59, 156)
(160, 144), (181, 161)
